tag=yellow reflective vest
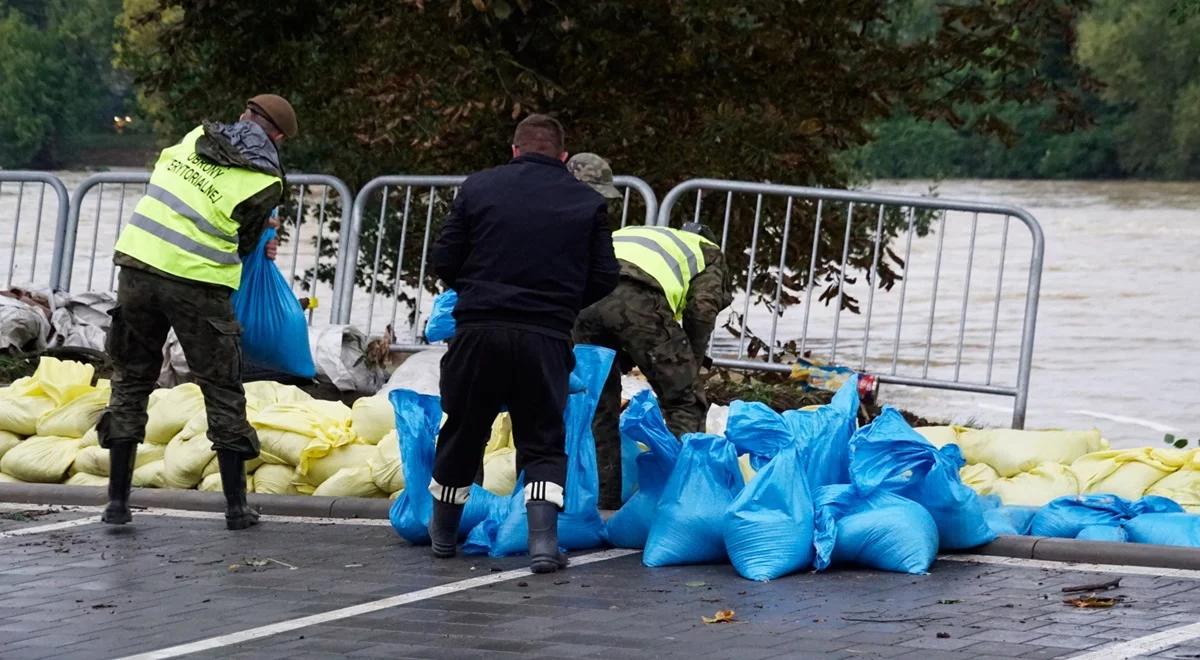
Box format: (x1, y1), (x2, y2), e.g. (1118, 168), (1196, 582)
(612, 226), (716, 318)
(114, 126), (281, 289)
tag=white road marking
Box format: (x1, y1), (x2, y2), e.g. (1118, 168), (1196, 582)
(0, 515), (101, 539)
(1072, 621), (1200, 659)
(116, 548), (640, 660)
(939, 554), (1200, 581)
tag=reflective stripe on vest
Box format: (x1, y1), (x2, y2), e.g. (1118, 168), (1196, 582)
(114, 126), (281, 289)
(612, 226), (713, 317)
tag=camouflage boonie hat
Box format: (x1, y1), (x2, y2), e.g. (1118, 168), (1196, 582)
(567, 152), (621, 199)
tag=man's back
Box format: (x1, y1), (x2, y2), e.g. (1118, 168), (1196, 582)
(431, 152), (618, 337)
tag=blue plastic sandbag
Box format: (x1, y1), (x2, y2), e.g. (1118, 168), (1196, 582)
(783, 375), (859, 489)
(1125, 512), (1200, 547)
(387, 389), (444, 544)
(979, 494), (1039, 536)
(850, 407), (995, 550)
(812, 484), (938, 575)
(424, 290), (457, 342)
(231, 227), (315, 378)
(1076, 524), (1129, 542)
(620, 432), (640, 504)
(723, 441), (814, 581)
(606, 391), (681, 549)
(725, 401), (793, 470)
(471, 345), (615, 556)
(1029, 494), (1183, 539)
(643, 433), (744, 567)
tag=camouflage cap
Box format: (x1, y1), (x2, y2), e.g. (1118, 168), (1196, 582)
(567, 152), (621, 199)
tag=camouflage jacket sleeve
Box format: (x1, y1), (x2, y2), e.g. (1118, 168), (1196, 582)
(682, 245), (734, 363)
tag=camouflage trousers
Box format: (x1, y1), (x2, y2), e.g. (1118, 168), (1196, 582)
(573, 279), (706, 509)
(99, 266), (259, 458)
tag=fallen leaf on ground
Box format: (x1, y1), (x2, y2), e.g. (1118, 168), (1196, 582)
(1064, 594), (1125, 608)
(703, 609), (736, 624)
(937, 599), (961, 605)
(685, 580), (708, 588)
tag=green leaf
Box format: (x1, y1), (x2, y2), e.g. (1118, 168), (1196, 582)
(1175, 439), (1188, 449)
(1165, 433), (1177, 444)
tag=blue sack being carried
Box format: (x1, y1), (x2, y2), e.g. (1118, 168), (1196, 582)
(783, 375), (859, 489)
(850, 407), (995, 550)
(643, 433), (744, 567)
(606, 391), (681, 549)
(231, 227), (315, 378)
(1125, 512), (1200, 547)
(723, 441), (814, 581)
(424, 290), (457, 342)
(466, 345), (615, 556)
(813, 484), (938, 575)
(1030, 494), (1182, 539)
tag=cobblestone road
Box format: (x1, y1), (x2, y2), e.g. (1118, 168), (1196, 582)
(2, 503), (1200, 659)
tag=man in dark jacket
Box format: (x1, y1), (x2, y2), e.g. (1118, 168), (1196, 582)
(102, 94), (296, 530)
(428, 114), (619, 573)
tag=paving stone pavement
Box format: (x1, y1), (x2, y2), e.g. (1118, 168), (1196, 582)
(2, 507), (1200, 659)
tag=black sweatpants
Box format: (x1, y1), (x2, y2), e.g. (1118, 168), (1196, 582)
(432, 326), (574, 507)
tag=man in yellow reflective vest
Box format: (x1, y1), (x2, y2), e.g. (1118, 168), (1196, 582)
(571, 155), (733, 509)
(99, 94), (297, 529)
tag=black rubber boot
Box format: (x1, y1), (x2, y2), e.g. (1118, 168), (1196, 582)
(429, 500), (465, 558)
(527, 501), (568, 574)
(217, 451), (259, 530)
(101, 443), (137, 525)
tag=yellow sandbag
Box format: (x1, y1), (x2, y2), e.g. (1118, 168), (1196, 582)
(73, 442), (171, 478)
(0, 393), (55, 436)
(738, 453), (757, 484)
(1146, 454), (1200, 512)
(200, 455), (264, 478)
(36, 385), (109, 438)
(295, 442), (375, 493)
(1071, 448), (1190, 501)
(312, 466), (388, 498)
(199, 472), (256, 493)
(916, 426), (961, 449)
(243, 381), (313, 409)
(350, 395), (394, 445)
(0, 430), (20, 460)
(162, 431), (216, 489)
(484, 413), (513, 453)
(65, 472), (108, 487)
(961, 463), (1000, 495)
(145, 384), (205, 445)
(483, 448), (517, 496)
(80, 427), (99, 448)
(254, 400), (353, 466)
(0, 472), (25, 483)
(390, 488), (401, 500)
(990, 463), (1080, 507)
(368, 429), (404, 494)
(133, 460), (165, 488)
(256, 428), (311, 466)
(956, 428), (1107, 478)
(0, 435), (82, 483)
(253, 464), (300, 495)
(30, 357), (95, 405)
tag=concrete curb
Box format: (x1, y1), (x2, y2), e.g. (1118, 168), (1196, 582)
(0, 483), (391, 520)
(967, 535), (1200, 570)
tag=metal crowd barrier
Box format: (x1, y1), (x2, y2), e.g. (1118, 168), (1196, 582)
(337, 174), (658, 342)
(60, 172), (353, 325)
(657, 179), (1044, 428)
(0, 172), (70, 290)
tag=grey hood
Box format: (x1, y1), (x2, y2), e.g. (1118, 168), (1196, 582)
(197, 120), (283, 178)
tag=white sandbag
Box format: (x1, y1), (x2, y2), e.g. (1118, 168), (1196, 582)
(310, 324), (387, 393)
(0, 435), (82, 483)
(381, 348), (444, 396)
(706, 404), (729, 436)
